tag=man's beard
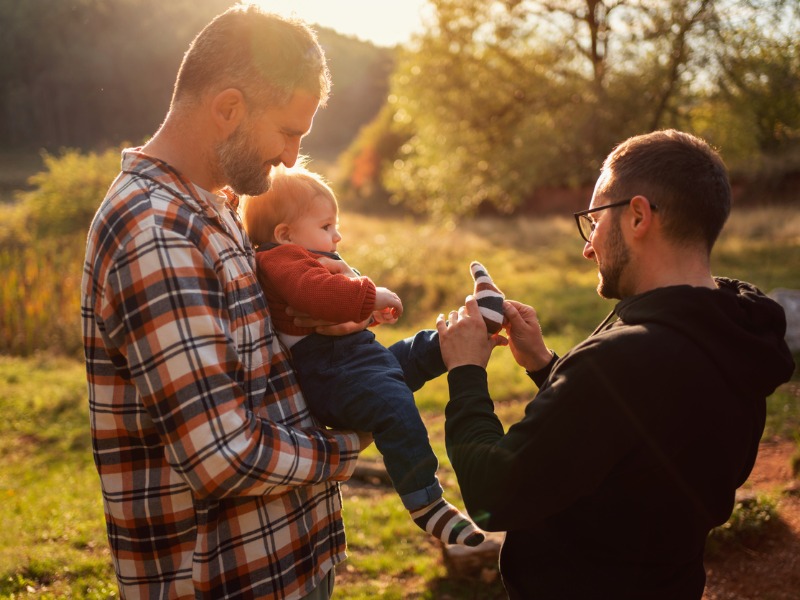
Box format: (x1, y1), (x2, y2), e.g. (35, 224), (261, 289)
(597, 218), (630, 300)
(215, 125), (272, 196)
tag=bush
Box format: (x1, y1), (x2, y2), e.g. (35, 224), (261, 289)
(707, 494), (778, 555)
(17, 147), (122, 238)
(0, 237), (85, 357)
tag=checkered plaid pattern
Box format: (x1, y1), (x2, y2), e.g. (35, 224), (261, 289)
(81, 149), (360, 599)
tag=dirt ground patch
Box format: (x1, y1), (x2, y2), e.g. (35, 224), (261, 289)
(703, 438), (800, 600)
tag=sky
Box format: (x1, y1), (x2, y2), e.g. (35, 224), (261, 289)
(253, 0), (431, 47)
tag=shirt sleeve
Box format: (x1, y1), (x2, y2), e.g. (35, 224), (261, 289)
(98, 228), (360, 499)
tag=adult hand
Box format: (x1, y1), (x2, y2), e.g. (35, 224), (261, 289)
(317, 256), (358, 278)
(286, 255), (370, 334)
(356, 431), (374, 452)
(503, 300), (554, 372)
(436, 296), (505, 370)
(286, 307), (372, 336)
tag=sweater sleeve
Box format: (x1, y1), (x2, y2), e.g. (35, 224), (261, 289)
(445, 346), (633, 532)
(257, 245), (376, 324)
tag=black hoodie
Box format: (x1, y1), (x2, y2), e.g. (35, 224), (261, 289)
(445, 278), (795, 600)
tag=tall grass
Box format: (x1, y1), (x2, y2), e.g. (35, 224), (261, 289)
(0, 204), (798, 598)
(1, 203), (799, 358)
(0, 237), (85, 357)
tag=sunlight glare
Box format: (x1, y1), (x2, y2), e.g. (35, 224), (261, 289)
(252, 0), (429, 47)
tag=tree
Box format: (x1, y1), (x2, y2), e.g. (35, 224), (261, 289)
(712, 1), (800, 157)
(0, 0), (391, 163)
(376, 0), (794, 217)
(0, 0), (234, 149)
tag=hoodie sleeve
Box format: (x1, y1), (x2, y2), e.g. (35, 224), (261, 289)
(444, 342), (634, 531)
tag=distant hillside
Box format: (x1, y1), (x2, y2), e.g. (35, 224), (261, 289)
(304, 28), (395, 163)
(0, 1), (394, 162)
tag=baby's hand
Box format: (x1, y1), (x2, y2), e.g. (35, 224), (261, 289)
(371, 307), (399, 325)
(374, 287), (403, 320)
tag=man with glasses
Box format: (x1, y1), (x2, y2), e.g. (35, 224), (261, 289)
(436, 129), (795, 599)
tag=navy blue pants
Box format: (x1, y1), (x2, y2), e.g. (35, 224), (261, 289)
(290, 329), (446, 510)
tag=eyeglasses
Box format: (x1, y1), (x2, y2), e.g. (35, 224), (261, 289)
(573, 198), (658, 243)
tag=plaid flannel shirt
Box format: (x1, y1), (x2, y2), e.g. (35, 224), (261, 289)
(81, 149), (360, 599)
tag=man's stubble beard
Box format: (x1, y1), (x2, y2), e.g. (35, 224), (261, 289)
(215, 124), (273, 196)
(597, 217), (631, 300)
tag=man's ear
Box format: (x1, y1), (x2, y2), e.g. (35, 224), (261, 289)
(210, 88), (246, 138)
(628, 195), (655, 239)
(274, 223), (292, 244)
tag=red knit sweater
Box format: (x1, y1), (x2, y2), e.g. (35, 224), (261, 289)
(255, 244), (377, 336)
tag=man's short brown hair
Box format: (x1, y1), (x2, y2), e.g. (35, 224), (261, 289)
(600, 129), (731, 253)
(172, 4), (331, 111)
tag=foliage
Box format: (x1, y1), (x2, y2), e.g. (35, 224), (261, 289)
(0, 0), (392, 165)
(0, 148), (122, 357)
(764, 383), (800, 440)
(337, 0), (800, 217)
(0, 237), (85, 358)
(334, 102), (412, 214)
(302, 30), (396, 163)
(0, 0), (232, 149)
(711, 1), (800, 157)
(793, 431), (800, 478)
(706, 494), (779, 555)
(16, 148), (121, 239)
(374, 0), (719, 216)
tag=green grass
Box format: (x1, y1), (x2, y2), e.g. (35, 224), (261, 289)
(765, 381), (800, 439)
(2, 353), (795, 598)
(0, 355), (115, 599)
(705, 494), (780, 558)
(0, 205), (798, 597)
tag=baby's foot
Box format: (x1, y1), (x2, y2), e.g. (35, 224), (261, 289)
(410, 497), (485, 546)
(470, 261), (505, 334)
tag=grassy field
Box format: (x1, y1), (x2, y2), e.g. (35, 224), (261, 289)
(1, 206), (799, 598)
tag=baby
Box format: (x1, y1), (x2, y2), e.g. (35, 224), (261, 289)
(241, 164), (488, 547)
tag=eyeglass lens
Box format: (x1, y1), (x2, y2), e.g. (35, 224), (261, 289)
(580, 215), (594, 241)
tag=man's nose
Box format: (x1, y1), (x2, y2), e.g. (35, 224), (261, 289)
(280, 138), (302, 168)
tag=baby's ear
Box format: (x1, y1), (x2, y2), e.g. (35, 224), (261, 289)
(274, 224), (291, 243)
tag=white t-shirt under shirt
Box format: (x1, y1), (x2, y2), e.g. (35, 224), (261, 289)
(194, 184), (244, 247)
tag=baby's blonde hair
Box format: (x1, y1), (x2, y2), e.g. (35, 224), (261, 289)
(241, 161), (337, 246)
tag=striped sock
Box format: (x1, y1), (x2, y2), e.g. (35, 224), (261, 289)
(410, 497), (485, 547)
(470, 261), (505, 334)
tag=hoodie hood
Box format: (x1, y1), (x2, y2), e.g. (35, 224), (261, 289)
(614, 278), (795, 398)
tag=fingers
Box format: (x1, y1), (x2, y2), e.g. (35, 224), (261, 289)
(503, 300), (539, 330)
(445, 296), (478, 323)
(502, 300), (523, 329)
(491, 332), (509, 347)
(438, 309), (460, 325)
